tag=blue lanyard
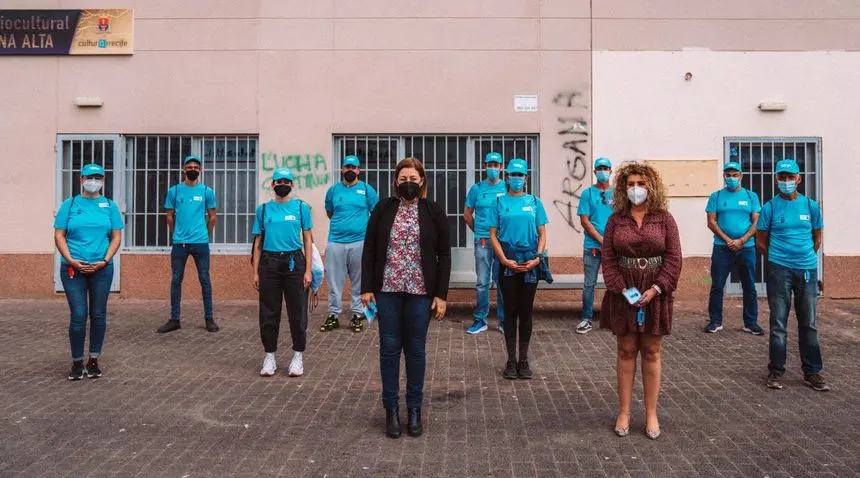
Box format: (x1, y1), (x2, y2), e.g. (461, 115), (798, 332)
(636, 307), (645, 326)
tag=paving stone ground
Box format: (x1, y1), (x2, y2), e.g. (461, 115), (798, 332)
(0, 297), (858, 477)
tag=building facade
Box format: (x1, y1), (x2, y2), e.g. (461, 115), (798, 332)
(2, 0), (859, 300)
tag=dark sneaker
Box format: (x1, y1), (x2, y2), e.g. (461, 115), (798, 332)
(68, 360), (85, 381)
(803, 373), (830, 392)
(742, 324), (765, 335)
(766, 373), (783, 390)
(351, 314), (364, 333)
(157, 320), (181, 333)
(703, 323), (723, 333)
(576, 320), (593, 334)
(517, 361), (533, 380)
(502, 360), (518, 380)
(320, 314), (339, 332)
(205, 319), (220, 332)
(85, 358), (102, 379)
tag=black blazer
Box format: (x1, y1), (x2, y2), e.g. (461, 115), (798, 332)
(361, 197), (452, 300)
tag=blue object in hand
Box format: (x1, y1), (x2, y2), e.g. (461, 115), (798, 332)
(636, 307), (645, 326)
(364, 301), (377, 323)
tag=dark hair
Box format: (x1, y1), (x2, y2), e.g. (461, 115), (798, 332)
(394, 157), (428, 198)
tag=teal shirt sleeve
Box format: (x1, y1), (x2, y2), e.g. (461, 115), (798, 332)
(465, 184), (478, 209)
(535, 197), (549, 226)
(576, 188), (591, 216)
(110, 201), (124, 230)
(751, 191), (762, 213)
(324, 185), (335, 214)
(705, 192), (717, 213)
(205, 187), (216, 210)
(53, 198), (72, 229)
(301, 202), (313, 231)
(367, 184), (379, 210)
(810, 199), (823, 229)
(757, 202), (772, 231)
(251, 204), (263, 235)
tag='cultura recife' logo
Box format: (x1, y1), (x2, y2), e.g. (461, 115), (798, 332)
(97, 17), (110, 32)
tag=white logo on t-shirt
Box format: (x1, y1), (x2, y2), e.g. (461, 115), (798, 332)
(193, 196), (203, 201)
(496, 192), (505, 197)
(284, 215), (297, 221)
(738, 201), (749, 206)
(522, 206), (534, 212)
(98, 202), (110, 208)
(357, 189), (366, 195)
(799, 214), (810, 221)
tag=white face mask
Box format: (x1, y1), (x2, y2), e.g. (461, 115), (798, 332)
(83, 179), (103, 193)
(627, 186), (648, 206)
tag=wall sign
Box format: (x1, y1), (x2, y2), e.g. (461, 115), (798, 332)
(514, 95), (538, 112)
(0, 9), (133, 55)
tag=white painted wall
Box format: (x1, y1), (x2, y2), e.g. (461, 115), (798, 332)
(592, 50), (860, 256)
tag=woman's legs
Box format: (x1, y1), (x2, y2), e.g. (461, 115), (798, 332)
(61, 267), (89, 362)
(376, 292), (404, 409)
(616, 334), (639, 430)
(516, 281), (538, 362)
(640, 334), (663, 432)
(86, 264), (114, 359)
(401, 295), (433, 409)
(499, 273), (521, 363)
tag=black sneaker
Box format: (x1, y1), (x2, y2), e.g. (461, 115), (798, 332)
(68, 360), (85, 381)
(320, 314), (339, 332)
(766, 373), (783, 390)
(85, 358), (102, 378)
(503, 360), (518, 380)
(517, 361), (533, 380)
(157, 320), (181, 333)
(803, 373), (831, 392)
(742, 324), (765, 335)
(205, 319), (220, 332)
(351, 314), (364, 333)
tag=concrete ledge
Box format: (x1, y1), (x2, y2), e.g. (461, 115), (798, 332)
(449, 271), (605, 290)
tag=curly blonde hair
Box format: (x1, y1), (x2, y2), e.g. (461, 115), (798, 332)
(611, 162), (669, 214)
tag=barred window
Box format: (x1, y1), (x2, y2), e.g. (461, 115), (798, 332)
(124, 135), (258, 250)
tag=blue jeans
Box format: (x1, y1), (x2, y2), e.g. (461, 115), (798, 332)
(707, 245), (758, 327)
(473, 238), (503, 325)
(766, 262), (823, 376)
(582, 249), (602, 321)
(376, 292), (432, 409)
(170, 243), (213, 321)
(60, 263), (114, 361)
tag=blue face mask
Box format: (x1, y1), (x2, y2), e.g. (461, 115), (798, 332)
(596, 170), (611, 183)
(725, 177), (740, 189)
(778, 180), (797, 194)
(507, 177), (525, 192)
(486, 168), (500, 180)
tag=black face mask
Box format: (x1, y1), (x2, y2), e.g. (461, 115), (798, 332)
(397, 181), (420, 200)
(274, 185), (291, 198)
(185, 170), (200, 181)
(342, 170), (358, 183)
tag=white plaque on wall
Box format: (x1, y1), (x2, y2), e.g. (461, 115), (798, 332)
(514, 95), (538, 112)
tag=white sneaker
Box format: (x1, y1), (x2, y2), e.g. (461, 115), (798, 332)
(288, 351), (304, 377)
(260, 353), (276, 376)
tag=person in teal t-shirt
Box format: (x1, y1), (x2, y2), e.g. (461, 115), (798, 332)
(463, 151), (507, 335)
(756, 159), (828, 392)
(53, 163), (123, 381)
(703, 161), (763, 335)
(251, 168), (314, 379)
(157, 155), (220, 334)
(488, 158), (549, 381)
(575, 157), (614, 334)
(321, 155), (379, 333)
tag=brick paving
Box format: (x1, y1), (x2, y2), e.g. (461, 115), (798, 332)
(0, 298), (859, 477)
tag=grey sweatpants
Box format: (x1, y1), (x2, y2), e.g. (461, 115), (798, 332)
(325, 240), (364, 316)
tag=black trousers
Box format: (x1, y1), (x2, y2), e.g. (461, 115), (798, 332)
(258, 251), (308, 353)
(499, 271), (538, 362)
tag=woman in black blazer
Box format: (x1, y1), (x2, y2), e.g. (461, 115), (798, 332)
(361, 157), (451, 439)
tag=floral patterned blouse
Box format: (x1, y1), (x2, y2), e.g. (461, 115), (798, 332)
(382, 200), (427, 295)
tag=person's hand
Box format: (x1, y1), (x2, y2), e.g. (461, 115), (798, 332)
(303, 271), (312, 290)
(503, 258), (527, 273)
(597, 236), (604, 245)
(361, 292), (376, 308)
(637, 288), (659, 306)
(82, 260), (107, 274)
(252, 272), (260, 290)
(431, 297), (447, 321)
(524, 258), (541, 271)
(67, 259), (87, 272)
(727, 239), (741, 251)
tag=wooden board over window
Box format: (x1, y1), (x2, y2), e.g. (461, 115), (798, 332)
(643, 159), (718, 197)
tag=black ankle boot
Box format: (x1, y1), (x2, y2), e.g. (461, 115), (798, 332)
(407, 408), (423, 437)
(385, 407), (401, 439)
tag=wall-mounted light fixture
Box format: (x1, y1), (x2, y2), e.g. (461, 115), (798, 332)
(75, 96), (103, 107)
(758, 101), (786, 112)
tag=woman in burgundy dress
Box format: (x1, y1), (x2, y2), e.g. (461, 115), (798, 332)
(600, 162), (682, 440)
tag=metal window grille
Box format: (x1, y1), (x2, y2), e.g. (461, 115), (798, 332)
(723, 137), (822, 294)
(333, 135), (539, 249)
(124, 135), (258, 250)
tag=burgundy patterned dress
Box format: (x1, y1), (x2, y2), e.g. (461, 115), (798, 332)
(599, 210), (682, 336)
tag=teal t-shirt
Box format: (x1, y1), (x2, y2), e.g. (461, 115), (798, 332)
(164, 183), (216, 244)
(705, 187), (761, 248)
(54, 195), (124, 264)
(324, 181), (379, 244)
(465, 179), (507, 239)
(488, 193), (549, 251)
(576, 185), (614, 250)
(252, 199), (313, 252)
(757, 194), (823, 270)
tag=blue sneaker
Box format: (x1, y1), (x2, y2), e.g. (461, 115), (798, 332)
(466, 320), (488, 335)
(743, 324), (765, 335)
(703, 323), (723, 333)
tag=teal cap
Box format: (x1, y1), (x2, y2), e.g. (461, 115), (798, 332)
(506, 158), (528, 174)
(723, 161), (742, 172)
(775, 159), (800, 174)
(485, 152), (503, 164)
(80, 163), (105, 177)
(184, 155), (201, 165)
(594, 157), (612, 169)
(272, 168), (294, 181)
(343, 155), (360, 167)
